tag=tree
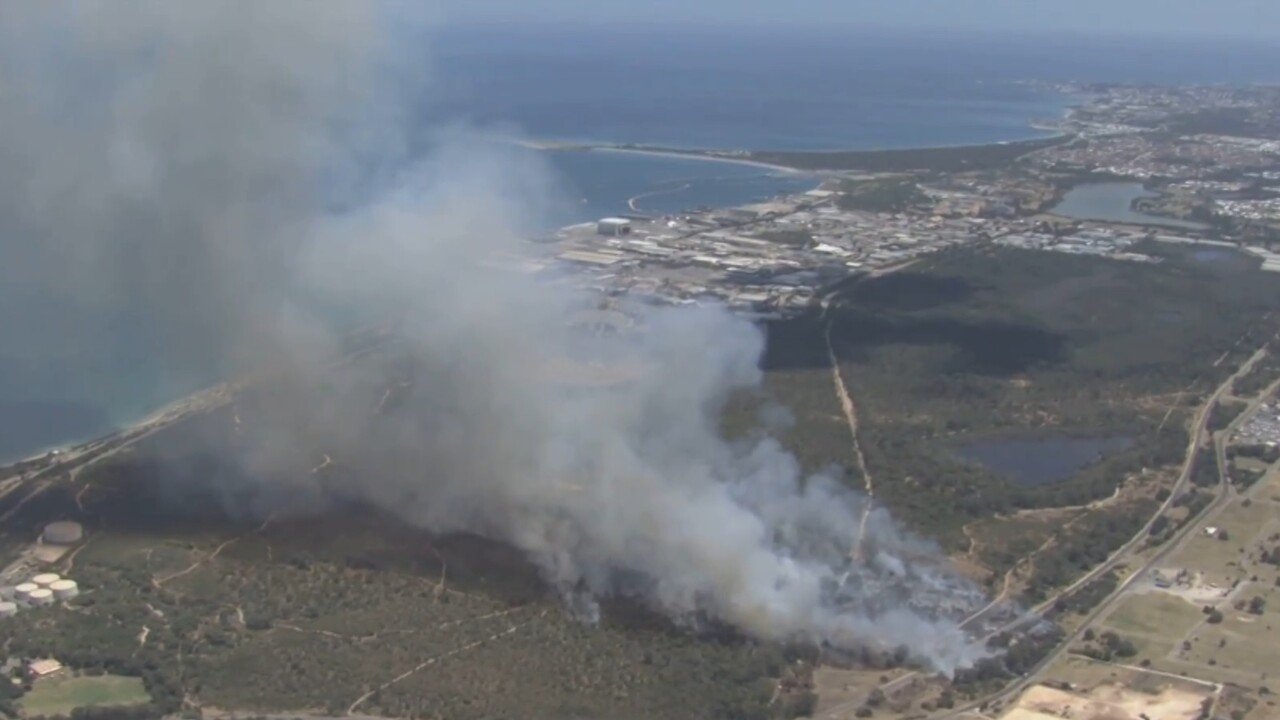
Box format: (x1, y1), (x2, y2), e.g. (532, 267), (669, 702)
(1207, 609), (1225, 624)
(1250, 596), (1267, 615)
(866, 689), (886, 708)
(854, 706), (873, 718)
(790, 692), (818, 719)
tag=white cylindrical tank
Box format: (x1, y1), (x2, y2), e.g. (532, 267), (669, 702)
(14, 583), (38, 602)
(31, 573), (60, 588)
(27, 588), (53, 606)
(42, 521), (85, 545)
(0, 601), (17, 618)
(49, 580), (79, 600)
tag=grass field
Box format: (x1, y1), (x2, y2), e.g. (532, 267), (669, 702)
(1100, 592), (1203, 639)
(1040, 654), (1216, 696)
(19, 675), (150, 716)
(1169, 586), (1280, 683)
(790, 245), (1280, 553)
(1173, 498), (1279, 586)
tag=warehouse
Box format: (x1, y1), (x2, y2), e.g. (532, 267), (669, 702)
(595, 217), (632, 236)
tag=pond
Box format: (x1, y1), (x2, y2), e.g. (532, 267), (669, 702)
(1191, 247), (1235, 263)
(954, 435), (1134, 487)
(1051, 183), (1206, 230)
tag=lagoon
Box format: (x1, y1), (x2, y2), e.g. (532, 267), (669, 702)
(954, 435), (1134, 487)
(1050, 183), (1206, 230)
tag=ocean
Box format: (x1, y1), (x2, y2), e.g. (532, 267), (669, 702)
(4, 26), (1280, 462)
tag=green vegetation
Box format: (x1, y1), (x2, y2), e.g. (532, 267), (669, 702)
(1052, 570), (1120, 618)
(1190, 446), (1220, 488)
(1158, 108), (1279, 140)
(18, 676), (150, 718)
(1028, 502), (1162, 604)
(0, 471), (806, 720)
(1208, 399), (1248, 433)
(836, 178), (926, 213)
(754, 229), (815, 247)
(746, 136), (1072, 173)
(760, 247), (1280, 549)
(1232, 350), (1280, 397)
(1076, 630), (1138, 662)
(6, 245), (1280, 714)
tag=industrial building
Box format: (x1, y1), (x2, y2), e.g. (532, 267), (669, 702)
(26, 659), (63, 678)
(596, 217), (632, 236)
(557, 249), (627, 267)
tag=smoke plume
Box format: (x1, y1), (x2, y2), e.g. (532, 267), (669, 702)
(0, 2), (986, 672)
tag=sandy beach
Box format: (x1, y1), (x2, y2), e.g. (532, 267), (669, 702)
(504, 136), (811, 174)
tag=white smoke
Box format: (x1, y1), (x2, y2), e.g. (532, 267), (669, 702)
(0, 1), (987, 673)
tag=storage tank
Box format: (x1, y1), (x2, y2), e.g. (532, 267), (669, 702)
(0, 586), (14, 601)
(42, 521), (84, 545)
(0, 601), (17, 618)
(31, 573), (60, 588)
(14, 583), (38, 602)
(49, 580), (79, 600)
(27, 588), (54, 606)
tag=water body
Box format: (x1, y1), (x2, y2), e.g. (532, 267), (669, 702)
(1051, 183), (1207, 230)
(4, 28), (1279, 462)
(954, 435), (1134, 487)
(538, 148), (815, 225)
(1192, 248), (1235, 263)
(426, 27), (1068, 151)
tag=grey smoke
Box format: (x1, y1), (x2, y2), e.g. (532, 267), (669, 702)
(0, 1), (987, 672)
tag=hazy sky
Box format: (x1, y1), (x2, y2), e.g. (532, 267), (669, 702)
(439, 0), (1280, 39)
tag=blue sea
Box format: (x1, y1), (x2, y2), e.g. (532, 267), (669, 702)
(4, 26), (1280, 462)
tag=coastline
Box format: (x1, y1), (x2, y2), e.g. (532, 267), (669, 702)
(517, 134), (1071, 174)
(509, 137), (812, 174)
(3, 380), (236, 470)
(8, 108), (1072, 465)
(585, 146), (809, 175)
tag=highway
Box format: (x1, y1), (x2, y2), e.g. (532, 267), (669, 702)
(934, 342), (1275, 720)
(1029, 345), (1268, 614)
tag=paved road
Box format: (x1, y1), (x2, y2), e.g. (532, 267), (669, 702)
(1030, 345), (1268, 613)
(934, 344), (1274, 720)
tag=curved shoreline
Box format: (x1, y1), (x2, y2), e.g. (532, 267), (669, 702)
(514, 132), (1073, 174)
(587, 146), (807, 174)
(509, 138), (812, 174)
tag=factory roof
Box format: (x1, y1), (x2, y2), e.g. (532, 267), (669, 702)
(28, 659), (63, 677)
(558, 250), (625, 266)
